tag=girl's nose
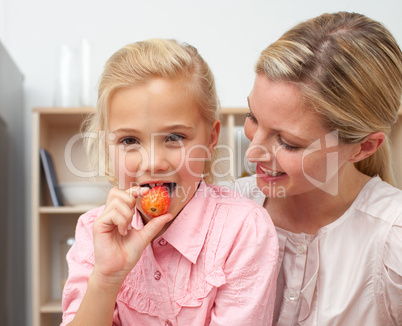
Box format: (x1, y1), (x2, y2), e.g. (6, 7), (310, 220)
(143, 146), (170, 175)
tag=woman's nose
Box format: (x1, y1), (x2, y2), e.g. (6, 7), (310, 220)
(246, 136), (274, 163)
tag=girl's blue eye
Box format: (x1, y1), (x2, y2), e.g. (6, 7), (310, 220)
(277, 136), (300, 152)
(166, 134), (185, 142)
(120, 137), (139, 145)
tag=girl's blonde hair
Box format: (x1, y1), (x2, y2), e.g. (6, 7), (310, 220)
(84, 38), (220, 184)
(256, 12), (402, 185)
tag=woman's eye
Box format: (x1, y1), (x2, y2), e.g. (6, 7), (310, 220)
(277, 136), (301, 152)
(166, 134), (185, 142)
(246, 112), (257, 124)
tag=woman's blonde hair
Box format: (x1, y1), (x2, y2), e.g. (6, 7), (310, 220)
(84, 38), (220, 184)
(256, 12), (402, 184)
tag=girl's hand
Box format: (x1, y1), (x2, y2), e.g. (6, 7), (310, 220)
(92, 186), (173, 288)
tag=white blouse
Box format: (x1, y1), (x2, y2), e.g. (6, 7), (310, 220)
(225, 176), (402, 325)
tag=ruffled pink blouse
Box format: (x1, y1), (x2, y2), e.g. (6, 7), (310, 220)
(61, 181), (279, 325)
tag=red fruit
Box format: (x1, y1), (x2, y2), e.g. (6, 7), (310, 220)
(141, 186), (171, 217)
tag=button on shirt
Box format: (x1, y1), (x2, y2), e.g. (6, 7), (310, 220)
(227, 175), (402, 326)
(61, 181), (279, 325)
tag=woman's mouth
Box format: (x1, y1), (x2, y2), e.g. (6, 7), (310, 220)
(256, 165), (286, 180)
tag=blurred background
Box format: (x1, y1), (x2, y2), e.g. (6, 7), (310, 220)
(0, 0), (401, 325)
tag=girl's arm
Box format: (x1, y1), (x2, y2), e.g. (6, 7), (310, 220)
(63, 186), (173, 326)
(66, 273), (121, 326)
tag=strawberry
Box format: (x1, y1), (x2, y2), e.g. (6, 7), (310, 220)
(141, 185), (171, 217)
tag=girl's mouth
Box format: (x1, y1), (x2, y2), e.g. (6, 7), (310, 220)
(140, 182), (177, 197)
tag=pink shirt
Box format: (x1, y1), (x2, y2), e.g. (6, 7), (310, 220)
(61, 181), (279, 325)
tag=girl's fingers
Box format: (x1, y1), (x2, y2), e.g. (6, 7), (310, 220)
(112, 213), (130, 236)
(104, 186), (147, 212)
(112, 198), (134, 221)
(97, 190), (136, 235)
(137, 213), (174, 244)
(101, 201), (133, 229)
(106, 187), (136, 207)
(126, 186), (149, 199)
(99, 185), (171, 241)
(96, 210), (128, 235)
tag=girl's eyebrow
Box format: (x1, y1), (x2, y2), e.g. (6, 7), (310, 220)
(111, 128), (138, 134)
(161, 125), (195, 132)
(111, 125), (195, 134)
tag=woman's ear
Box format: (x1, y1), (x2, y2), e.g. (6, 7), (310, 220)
(350, 132), (385, 163)
(208, 119), (221, 152)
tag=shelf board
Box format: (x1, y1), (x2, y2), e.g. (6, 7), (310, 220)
(221, 107), (248, 115)
(39, 205), (98, 214)
(33, 107), (95, 114)
(40, 299), (62, 313)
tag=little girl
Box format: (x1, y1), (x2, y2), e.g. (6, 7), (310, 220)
(61, 39), (278, 326)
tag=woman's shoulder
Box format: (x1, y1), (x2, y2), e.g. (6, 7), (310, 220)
(363, 179), (402, 323)
(355, 176), (402, 225)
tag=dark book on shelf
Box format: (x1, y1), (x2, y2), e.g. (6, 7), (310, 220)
(40, 148), (64, 206)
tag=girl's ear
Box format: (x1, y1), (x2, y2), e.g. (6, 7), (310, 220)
(350, 132), (385, 163)
(208, 119), (221, 151)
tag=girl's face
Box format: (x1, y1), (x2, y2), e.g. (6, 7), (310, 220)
(108, 78), (219, 222)
(245, 74), (358, 198)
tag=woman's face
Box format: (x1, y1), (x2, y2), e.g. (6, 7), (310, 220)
(245, 74), (358, 198)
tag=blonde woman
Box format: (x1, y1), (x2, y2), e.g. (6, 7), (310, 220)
(231, 11), (402, 325)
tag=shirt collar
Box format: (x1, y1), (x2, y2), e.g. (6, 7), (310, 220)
(159, 180), (215, 264)
(132, 180), (216, 264)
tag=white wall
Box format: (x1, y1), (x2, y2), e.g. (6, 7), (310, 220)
(2, 0), (402, 111)
(0, 0), (401, 324)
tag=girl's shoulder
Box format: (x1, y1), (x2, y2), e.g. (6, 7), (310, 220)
(215, 175), (265, 205)
(201, 182), (273, 232)
(205, 180), (265, 209)
(75, 205), (106, 234)
(67, 206), (105, 265)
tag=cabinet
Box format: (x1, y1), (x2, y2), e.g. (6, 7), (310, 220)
(30, 106), (249, 326)
(31, 107), (95, 326)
